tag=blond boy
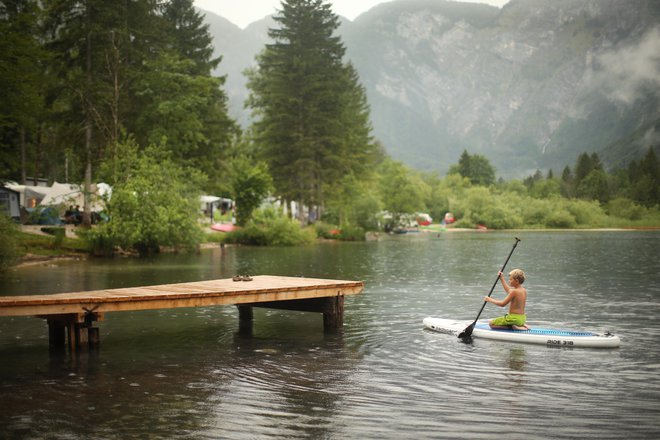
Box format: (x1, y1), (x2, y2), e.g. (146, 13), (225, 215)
(484, 269), (529, 330)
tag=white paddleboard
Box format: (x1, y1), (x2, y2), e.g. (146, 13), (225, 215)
(423, 317), (620, 348)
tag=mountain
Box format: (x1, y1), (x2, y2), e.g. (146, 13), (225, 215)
(200, 0), (660, 178)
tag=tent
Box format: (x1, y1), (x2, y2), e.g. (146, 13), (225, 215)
(39, 182), (107, 211)
(39, 182), (84, 207)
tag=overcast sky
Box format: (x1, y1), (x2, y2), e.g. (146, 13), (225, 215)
(194, 0), (510, 29)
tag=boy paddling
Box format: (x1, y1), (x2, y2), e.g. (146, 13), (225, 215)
(484, 269), (529, 330)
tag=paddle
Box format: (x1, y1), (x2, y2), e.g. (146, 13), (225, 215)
(458, 237), (521, 342)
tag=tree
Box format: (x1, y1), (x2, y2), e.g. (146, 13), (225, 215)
(577, 169), (610, 203)
(229, 157), (273, 226)
(449, 150), (496, 186)
(560, 165), (575, 197)
(378, 159), (425, 228)
(95, 138), (204, 256)
(324, 172), (382, 230)
(574, 152), (602, 185)
(38, 0), (235, 203)
(41, 0), (164, 225)
(246, 0), (375, 221)
(628, 147), (660, 207)
(0, 0), (48, 184)
(162, 0), (219, 75)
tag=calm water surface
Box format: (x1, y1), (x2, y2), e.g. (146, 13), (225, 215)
(1, 231), (659, 439)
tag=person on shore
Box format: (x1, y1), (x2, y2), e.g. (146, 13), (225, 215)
(484, 269), (529, 330)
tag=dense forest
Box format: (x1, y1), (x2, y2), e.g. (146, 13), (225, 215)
(1, 0), (658, 260)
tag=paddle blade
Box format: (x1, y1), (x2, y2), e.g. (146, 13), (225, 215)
(458, 323), (475, 341)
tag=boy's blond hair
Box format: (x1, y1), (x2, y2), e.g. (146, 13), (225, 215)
(509, 269), (526, 284)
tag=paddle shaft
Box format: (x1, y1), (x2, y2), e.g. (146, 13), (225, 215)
(459, 237), (521, 339)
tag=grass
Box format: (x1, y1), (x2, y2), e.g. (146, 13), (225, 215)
(16, 229), (88, 257)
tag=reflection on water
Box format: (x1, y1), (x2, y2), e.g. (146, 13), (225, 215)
(1, 231), (659, 438)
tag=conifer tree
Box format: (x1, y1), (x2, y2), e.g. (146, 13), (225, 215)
(246, 0), (375, 221)
(134, 0), (235, 193)
(162, 0), (220, 75)
(0, 0), (47, 184)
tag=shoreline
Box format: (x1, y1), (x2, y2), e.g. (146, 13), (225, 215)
(12, 227), (658, 268)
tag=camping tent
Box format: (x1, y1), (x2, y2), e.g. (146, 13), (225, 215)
(39, 182), (84, 207)
(39, 182), (108, 211)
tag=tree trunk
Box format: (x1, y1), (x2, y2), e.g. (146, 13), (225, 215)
(20, 126), (27, 184)
(83, 17), (93, 228)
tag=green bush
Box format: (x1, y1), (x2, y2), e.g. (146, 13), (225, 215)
(605, 197), (647, 221)
(337, 224), (366, 241)
(0, 215), (20, 271)
(314, 221), (338, 239)
(41, 227), (65, 246)
(223, 210), (315, 246)
(522, 198), (553, 226)
(565, 199), (605, 226)
(97, 141), (204, 256)
(545, 210), (577, 228)
(81, 226), (115, 257)
(480, 204), (522, 229)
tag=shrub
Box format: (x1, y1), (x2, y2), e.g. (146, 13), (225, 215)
(223, 210), (315, 246)
(605, 197), (646, 221)
(97, 140), (204, 256)
(82, 226), (116, 257)
(337, 224), (365, 241)
(0, 215), (20, 271)
(565, 199), (606, 226)
(522, 198), (553, 226)
(315, 221), (338, 239)
(545, 210), (577, 228)
(41, 227), (65, 247)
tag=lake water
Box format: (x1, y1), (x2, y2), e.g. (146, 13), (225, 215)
(1, 231), (659, 439)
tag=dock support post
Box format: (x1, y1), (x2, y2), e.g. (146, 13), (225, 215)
(236, 305), (254, 335)
(323, 295), (344, 331)
(44, 313), (102, 353)
(237, 305), (254, 321)
(244, 294), (346, 331)
(48, 319), (66, 349)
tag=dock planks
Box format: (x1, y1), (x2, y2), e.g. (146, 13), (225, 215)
(0, 275), (363, 316)
(0, 275), (364, 351)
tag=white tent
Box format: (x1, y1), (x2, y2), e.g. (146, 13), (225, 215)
(39, 182), (84, 207)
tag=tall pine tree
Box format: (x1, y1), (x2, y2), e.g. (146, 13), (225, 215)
(0, 0), (48, 184)
(246, 0), (375, 221)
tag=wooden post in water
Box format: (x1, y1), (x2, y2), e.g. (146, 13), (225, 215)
(47, 319), (66, 349)
(247, 294), (345, 332)
(237, 305), (254, 321)
(322, 295), (344, 331)
(44, 313), (102, 353)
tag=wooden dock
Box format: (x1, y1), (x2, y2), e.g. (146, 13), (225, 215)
(0, 275), (364, 352)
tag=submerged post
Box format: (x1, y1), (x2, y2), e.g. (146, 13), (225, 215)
(322, 295), (344, 331)
(44, 313), (102, 353)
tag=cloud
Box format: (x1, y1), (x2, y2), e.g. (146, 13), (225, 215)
(594, 26), (660, 105)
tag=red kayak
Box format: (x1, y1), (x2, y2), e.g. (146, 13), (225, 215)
(211, 223), (238, 232)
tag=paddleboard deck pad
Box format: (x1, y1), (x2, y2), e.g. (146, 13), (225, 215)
(423, 317), (620, 348)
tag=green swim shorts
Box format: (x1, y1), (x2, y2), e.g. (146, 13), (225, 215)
(490, 313), (526, 327)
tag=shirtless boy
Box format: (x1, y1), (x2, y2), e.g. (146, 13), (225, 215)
(484, 268), (529, 330)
